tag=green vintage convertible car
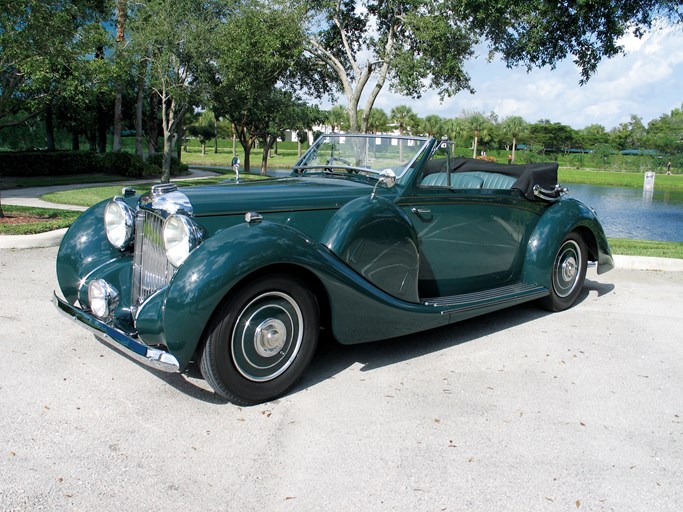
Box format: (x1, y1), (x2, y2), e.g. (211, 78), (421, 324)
(54, 134), (614, 404)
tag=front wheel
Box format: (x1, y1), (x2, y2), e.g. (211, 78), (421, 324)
(200, 275), (319, 405)
(539, 232), (587, 312)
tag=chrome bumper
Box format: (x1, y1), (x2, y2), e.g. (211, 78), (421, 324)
(53, 292), (180, 373)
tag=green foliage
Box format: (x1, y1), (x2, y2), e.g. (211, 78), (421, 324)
(145, 153), (189, 176)
(0, 151), (101, 177)
(100, 152), (145, 177)
(0, 0), (111, 129)
(608, 238), (683, 259)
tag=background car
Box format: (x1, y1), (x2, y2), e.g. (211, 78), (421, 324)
(54, 133), (614, 404)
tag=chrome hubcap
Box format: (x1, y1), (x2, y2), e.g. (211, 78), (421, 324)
(561, 256), (577, 282)
(231, 291), (303, 382)
(254, 318), (287, 357)
(553, 240), (582, 298)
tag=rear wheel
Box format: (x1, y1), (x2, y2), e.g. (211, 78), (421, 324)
(539, 232), (587, 312)
(200, 274), (319, 405)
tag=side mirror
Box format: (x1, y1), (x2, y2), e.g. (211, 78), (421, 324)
(378, 169), (396, 189)
(371, 169), (397, 199)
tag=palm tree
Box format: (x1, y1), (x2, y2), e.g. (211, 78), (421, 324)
(420, 115), (445, 138)
(390, 105), (418, 135)
(367, 108), (389, 134)
(501, 116), (528, 162)
(463, 112), (489, 158)
(327, 105), (348, 133)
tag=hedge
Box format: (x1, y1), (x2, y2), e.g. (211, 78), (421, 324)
(0, 150), (187, 178)
(0, 151), (102, 177)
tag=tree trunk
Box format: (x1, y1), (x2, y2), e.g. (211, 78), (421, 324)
(71, 130), (80, 151)
(260, 135), (277, 175)
(512, 136), (517, 162)
(113, 92), (122, 152)
(97, 92), (107, 154)
(176, 121), (184, 161)
(147, 92), (159, 155)
(135, 82), (144, 158)
(45, 102), (56, 151)
(161, 130), (174, 183)
(112, 0), (127, 152)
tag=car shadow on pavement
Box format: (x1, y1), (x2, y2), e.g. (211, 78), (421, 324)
(296, 279), (616, 396)
(94, 278), (615, 405)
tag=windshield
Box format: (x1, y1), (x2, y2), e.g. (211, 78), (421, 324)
(293, 134), (431, 179)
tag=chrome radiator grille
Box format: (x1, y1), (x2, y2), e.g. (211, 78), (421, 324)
(132, 210), (176, 306)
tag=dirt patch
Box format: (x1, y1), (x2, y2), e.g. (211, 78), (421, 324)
(0, 212), (56, 225)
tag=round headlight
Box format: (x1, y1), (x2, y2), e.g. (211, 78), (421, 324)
(88, 279), (119, 319)
(104, 199), (135, 250)
(163, 215), (202, 267)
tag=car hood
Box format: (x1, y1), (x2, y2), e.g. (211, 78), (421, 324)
(177, 176), (388, 217)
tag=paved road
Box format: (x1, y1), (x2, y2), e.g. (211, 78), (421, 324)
(1, 246), (682, 511)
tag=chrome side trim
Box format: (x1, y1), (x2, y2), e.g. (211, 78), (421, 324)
(53, 291), (180, 373)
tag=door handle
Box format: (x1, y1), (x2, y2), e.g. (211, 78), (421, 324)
(410, 207), (432, 220)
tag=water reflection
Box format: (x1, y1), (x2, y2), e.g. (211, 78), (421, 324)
(566, 183), (683, 242)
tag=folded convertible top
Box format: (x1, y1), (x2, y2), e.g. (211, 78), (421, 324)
(450, 157), (559, 201)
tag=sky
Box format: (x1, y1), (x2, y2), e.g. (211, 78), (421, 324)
(323, 24), (683, 131)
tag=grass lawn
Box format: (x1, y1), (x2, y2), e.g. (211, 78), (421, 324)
(607, 238), (683, 259)
(0, 205), (82, 235)
(559, 168), (683, 190)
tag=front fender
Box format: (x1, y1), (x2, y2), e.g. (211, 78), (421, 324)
(56, 200), (127, 305)
(162, 221), (336, 366)
(320, 196), (420, 303)
(523, 197), (614, 288)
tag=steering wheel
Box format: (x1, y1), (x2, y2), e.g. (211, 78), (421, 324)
(324, 156), (361, 174)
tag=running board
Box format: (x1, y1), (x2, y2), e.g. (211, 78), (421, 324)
(423, 283), (548, 314)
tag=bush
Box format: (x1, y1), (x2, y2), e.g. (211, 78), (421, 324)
(146, 153), (189, 176)
(0, 151), (101, 177)
(100, 152), (145, 177)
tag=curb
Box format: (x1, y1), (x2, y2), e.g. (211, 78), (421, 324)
(0, 228), (68, 249)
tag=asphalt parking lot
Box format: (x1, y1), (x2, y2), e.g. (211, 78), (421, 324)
(1, 246), (682, 511)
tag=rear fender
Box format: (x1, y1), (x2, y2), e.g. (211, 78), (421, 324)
(523, 198), (614, 288)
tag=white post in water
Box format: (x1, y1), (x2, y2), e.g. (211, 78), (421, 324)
(644, 171), (655, 191)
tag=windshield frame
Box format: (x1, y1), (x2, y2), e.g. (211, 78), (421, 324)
(292, 134), (432, 180)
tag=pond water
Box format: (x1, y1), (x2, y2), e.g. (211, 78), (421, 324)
(566, 183), (683, 242)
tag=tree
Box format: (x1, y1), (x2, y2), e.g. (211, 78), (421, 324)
(610, 114), (646, 150)
(420, 115), (446, 138)
(259, 90), (324, 174)
(646, 104), (683, 157)
(462, 112), (492, 158)
(529, 121), (576, 151)
(112, 0), (128, 153)
(0, 0), (111, 130)
(327, 105), (348, 133)
(366, 108), (389, 134)
(304, 0), (476, 133)
(390, 105), (418, 135)
(577, 124), (610, 149)
(210, 0), (306, 174)
(501, 116), (528, 162)
(303, 0), (682, 133)
(187, 111), (217, 156)
(127, 0), (225, 182)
